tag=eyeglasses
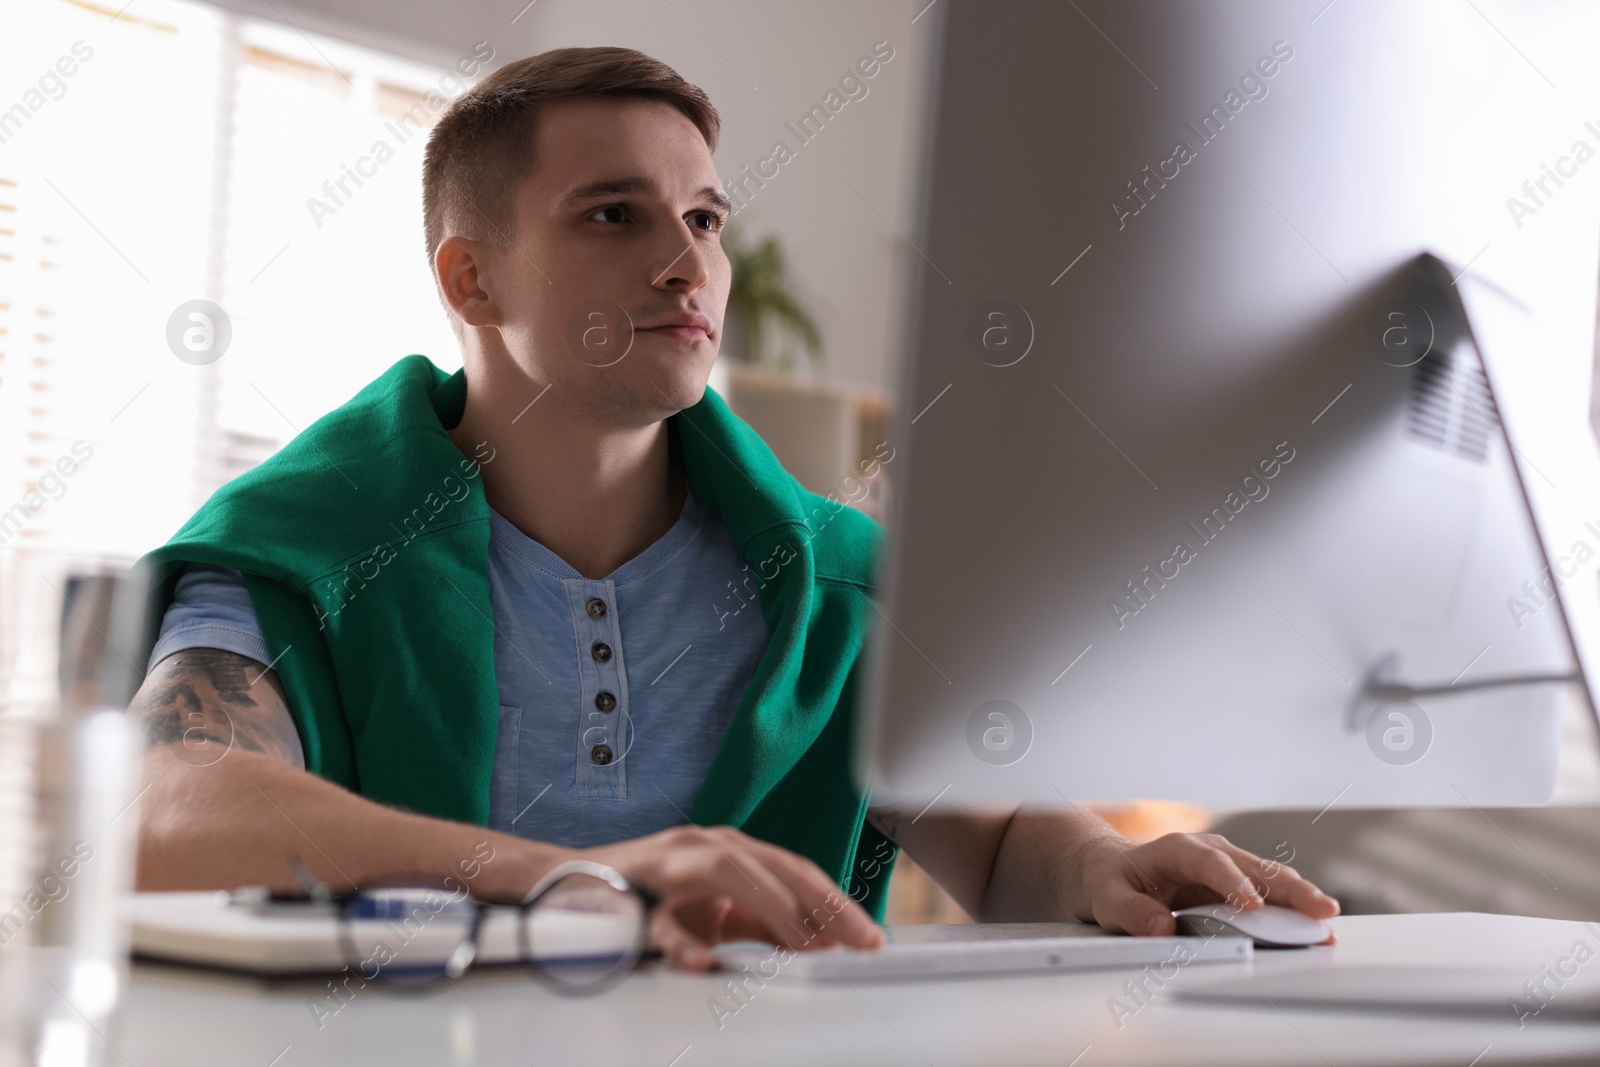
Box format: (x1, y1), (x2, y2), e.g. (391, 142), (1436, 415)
(280, 856), (656, 995)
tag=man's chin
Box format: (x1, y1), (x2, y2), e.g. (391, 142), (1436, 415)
(609, 365), (705, 422)
(640, 349), (714, 408)
(652, 374), (707, 413)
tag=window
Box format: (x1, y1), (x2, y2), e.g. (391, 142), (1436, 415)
(0, 0), (470, 704)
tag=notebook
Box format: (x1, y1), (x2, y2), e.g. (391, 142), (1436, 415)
(129, 891), (637, 976)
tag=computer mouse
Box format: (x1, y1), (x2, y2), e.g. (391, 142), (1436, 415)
(1172, 903), (1333, 947)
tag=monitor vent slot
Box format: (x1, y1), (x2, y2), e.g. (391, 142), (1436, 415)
(1405, 347), (1497, 464)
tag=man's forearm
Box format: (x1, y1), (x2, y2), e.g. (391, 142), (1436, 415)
(136, 746), (568, 902)
(977, 807), (1132, 923)
(130, 647), (572, 902)
(864, 802), (1135, 922)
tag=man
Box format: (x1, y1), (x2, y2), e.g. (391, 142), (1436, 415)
(131, 47), (1337, 971)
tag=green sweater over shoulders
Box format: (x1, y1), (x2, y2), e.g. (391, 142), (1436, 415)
(139, 355), (898, 917)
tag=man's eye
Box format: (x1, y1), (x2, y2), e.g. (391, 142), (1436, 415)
(589, 205), (626, 224)
(691, 211), (723, 232)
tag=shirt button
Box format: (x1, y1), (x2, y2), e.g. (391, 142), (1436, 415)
(586, 598), (607, 619)
(591, 642), (612, 663)
(595, 691), (617, 713)
(591, 744), (614, 765)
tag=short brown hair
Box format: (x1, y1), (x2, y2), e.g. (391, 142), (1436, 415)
(422, 47), (719, 267)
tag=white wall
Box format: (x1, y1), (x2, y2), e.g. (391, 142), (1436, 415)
(201, 0), (933, 397)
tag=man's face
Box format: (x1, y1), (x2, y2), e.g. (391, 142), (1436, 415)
(480, 96), (730, 426)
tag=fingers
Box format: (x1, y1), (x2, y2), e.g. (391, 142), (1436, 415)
(739, 836), (884, 949)
(1215, 840), (1340, 919)
(628, 826), (879, 954)
(1094, 877), (1178, 937)
(1121, 833), (1340, 922)
(667, 893), (738, 945)
(1148, 834), (1263, 910)
(668, 827), (817, 950)
(650, 905), (716, 971)
(712, 893), (736, 941)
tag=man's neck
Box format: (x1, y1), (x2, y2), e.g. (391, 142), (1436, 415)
(449, 369), (687, 581)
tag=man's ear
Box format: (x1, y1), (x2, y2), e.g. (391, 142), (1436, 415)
(436, 235), (501, 329)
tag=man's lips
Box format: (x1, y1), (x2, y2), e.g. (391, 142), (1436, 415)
(638, 311), (714, 343)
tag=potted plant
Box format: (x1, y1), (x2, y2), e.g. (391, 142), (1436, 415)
(722, 226), (823, 372)
(715, 228), (857, 494)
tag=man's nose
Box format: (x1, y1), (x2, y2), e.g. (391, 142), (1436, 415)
(650, 229), (710, 294)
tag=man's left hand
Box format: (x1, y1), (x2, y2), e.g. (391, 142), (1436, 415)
(1076, 831), (1340, 938)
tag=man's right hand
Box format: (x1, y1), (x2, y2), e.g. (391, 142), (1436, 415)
(130, 647), (884, 973)
(587, 825), (885, 971)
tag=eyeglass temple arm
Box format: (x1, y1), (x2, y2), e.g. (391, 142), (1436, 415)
(286, 853), (337, 902)
(520, 858), (637, 906)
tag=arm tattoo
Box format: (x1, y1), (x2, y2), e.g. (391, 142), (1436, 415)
(129, 648), (305, 768)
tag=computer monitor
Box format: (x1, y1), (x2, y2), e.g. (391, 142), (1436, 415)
(859, 0), (1600, 811)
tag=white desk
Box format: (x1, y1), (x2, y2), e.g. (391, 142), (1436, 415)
(97, 913), (1600, 1066)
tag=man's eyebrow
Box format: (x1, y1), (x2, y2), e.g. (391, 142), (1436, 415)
(698, 185), (734, 213)
(560, 176), (733, 214)
(561, 176), (660, 204)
